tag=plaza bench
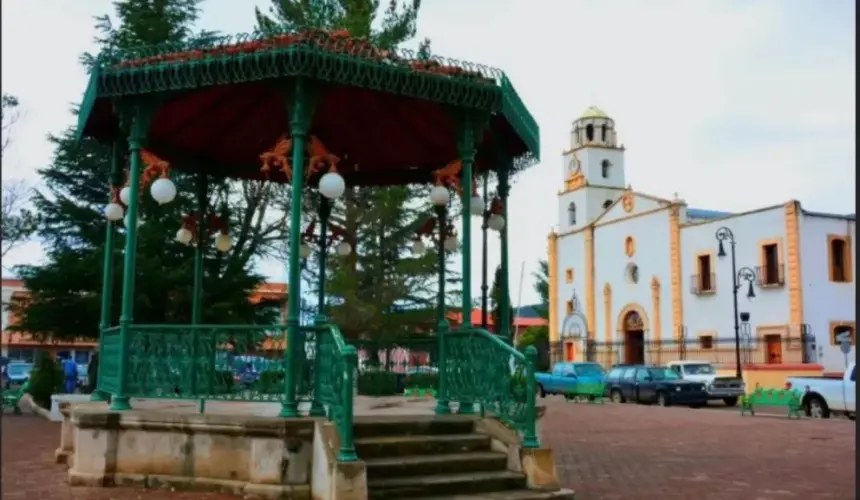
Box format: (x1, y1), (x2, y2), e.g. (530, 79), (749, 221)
(563, 381), (606, 404)
(740, 387), (802, 419)
(2, 379), (30, 415)
(403, 387), (436, 398)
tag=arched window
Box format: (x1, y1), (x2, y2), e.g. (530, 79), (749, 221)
(568, 202), (577, 225)
(601, 124), (608, 142)
(601, 159), (611, 178)
(602, 200), (613, 209)
(585, 124), (595, 142)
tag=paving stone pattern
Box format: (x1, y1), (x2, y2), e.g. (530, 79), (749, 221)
(1, 399), (854, 500)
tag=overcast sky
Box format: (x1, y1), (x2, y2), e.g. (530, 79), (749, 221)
(2, 0), (855, 306)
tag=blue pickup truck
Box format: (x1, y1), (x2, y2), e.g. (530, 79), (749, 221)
(535, 362), (606, 398)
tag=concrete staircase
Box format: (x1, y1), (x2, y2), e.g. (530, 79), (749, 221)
(354, 415), (574, 500)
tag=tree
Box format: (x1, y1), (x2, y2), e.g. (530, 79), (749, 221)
(9, 0), (283, 342)
(256, 0), (449, 340)
(489, 264), (513, 334)
(1, 179), (36, 259)
(516, 260), (550, 370)
(533, 259), (549, 319)
(2, 93), (20, 154)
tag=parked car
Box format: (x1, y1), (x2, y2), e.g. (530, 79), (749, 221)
(787, 362), (856, 419)
(535, 362), (606, 398)
(665, 360), (744, 406)
(604, 364), (707, 407)
(4, 362), (33, 388)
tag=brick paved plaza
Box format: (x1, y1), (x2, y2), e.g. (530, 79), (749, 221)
(1, 400), (854, 500)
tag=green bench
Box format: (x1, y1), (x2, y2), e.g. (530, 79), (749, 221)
(2, 379), (30, 415)
(404, 387), (436, 398)
(740, 387), (802, 419)
(563, 381), (606, 404)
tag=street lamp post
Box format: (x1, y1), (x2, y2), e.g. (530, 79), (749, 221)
(715, 227), (757, 378)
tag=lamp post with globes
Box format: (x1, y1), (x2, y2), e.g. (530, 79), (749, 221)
(715, 226), (757, 378)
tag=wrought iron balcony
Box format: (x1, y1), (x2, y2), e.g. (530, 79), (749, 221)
(756, 264), (785, 287)
(689, 273), (717, 295)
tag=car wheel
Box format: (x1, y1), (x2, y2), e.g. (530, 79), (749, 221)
(722, 397), (738, 407)
(656, 391), (670, 407)
(610, 390), (624, 404)
(806, 396), (831, 419)
(537, 384), (546, 399)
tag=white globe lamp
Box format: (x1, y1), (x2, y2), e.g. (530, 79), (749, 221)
(411, 239), (426, 256)
(119, 186), (131, 206)
(105, 203), (124, 221)
(299, 241), (312, 258)
(215, 232), (232, 253)
(469, 195), (484, 216)
(336, 241), (352, 256)
(488, 214), (505, 231)
(318, 171), (346, 199)
(123, 213), (144, 228)
(176, 227), (193, 245)
(443, 235), (458, 252)
(429, 185), (450, 207)
(150, 178), (177, 205)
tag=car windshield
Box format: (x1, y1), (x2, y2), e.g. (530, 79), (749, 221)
(682, 364), (715, 375)
(7, 364), (32, 377)
(648, 367), (680, 380)
(574, 363), (605, 376)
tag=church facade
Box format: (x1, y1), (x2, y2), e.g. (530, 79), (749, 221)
(548, 107), (856, 373)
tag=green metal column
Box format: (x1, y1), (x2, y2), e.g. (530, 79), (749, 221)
(457, 120), (476, 415)
(498, 158), (512, 344)
(191, 174), (208, 412)
(480, 172), (489, 330)
(92, 139), (124, 403)
(111, 108), (150, 411)
(434, 206), (451, 415)
(280, 79), (313, 418)
(309, 196), (330, 417)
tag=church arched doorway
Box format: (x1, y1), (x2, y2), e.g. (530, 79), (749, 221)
(622, 310), (646, 364)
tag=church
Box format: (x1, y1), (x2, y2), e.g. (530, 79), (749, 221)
(547, 106), (855, 373)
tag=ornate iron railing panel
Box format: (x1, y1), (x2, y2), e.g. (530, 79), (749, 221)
(99, 326), (122, 394)
(313, 323), (357, 461)
(444, 328), (539, 448)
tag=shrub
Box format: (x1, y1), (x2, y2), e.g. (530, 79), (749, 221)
(404, 372), (438, 390)
(213, 370), (234, 394)
(257, 371), (285, 394)
(357, 371), (399, 396)
(27, 351), (63, 409)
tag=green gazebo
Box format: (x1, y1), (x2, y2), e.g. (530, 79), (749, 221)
(78, 28), (541, 459)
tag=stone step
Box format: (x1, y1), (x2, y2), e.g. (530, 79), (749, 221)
(355, 433), (491, 459)
(416, 488), (576, 500)
(365, 451), (508, 479)
(354, 415), (476, 439)
(368, 470), (527, 499)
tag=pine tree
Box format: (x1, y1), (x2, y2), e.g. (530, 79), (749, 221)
(490, 265), (514, 335)
(256, 0), (452, 341)
(9, 0), (284, 342)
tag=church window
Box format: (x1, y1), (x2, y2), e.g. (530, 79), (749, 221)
(830, 322), (855, 346)
(699, 335), (714, 349)
(759, 242), (782, 286)
(565, 268), (574, 283)
(565, 300), (574, 315)
(568, 202), (577, 225)
(828, 235), (852, 283)
(602, 200), (613, 209)
(601, 124), (608, 142)
(696, 254), (715, 293)
(601, 159), (611, 178)
(585, 124), (595, 142)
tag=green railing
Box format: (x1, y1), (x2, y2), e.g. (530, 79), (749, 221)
(313, 323), (358, 461)
(444, 328), (539, 448)
(354, 337), (437, 396)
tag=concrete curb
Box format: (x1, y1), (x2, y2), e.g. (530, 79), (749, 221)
(20, 394), (55, 422)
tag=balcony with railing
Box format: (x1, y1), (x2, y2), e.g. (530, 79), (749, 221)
(689, 273), (717, 295)
(756, 263), (785, 287)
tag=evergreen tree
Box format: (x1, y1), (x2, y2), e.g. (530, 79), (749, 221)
(9, 0), (284, 342)
(490, 264), (514, 334)
(533, 259), (549, 319)
(256, 0), (452, 340)
(516, 260), (550, 370)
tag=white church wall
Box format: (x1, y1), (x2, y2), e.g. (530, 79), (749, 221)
(593, 208), (673, 342)
(799, 211), (856, 372)
(555, 230), (588, 338)
(680, 206), (790, 341)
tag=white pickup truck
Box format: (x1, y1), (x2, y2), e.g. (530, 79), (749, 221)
(666, 360), (745, 406)
(787, 363), (856, 419)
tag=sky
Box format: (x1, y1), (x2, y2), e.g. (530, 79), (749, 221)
(1, 0), (856, 307)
